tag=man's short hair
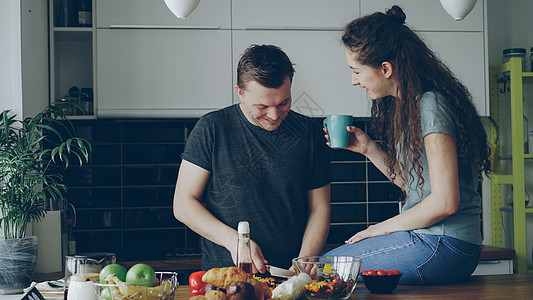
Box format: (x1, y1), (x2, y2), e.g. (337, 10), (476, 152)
(236, 44), (295, 90)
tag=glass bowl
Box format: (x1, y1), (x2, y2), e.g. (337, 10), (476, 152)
(292, 256), (362, 300)
(94, 271), (178, 300)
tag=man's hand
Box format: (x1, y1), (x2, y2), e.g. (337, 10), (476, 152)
(229, 239), (268, 274)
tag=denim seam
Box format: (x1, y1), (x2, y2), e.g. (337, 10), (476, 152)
(416, 236), (442, 284)
(416, 236), (479, 284)
(356, 236), (421, 258)
(440, 237), (474, 259)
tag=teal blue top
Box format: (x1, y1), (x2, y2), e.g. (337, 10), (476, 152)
(401, 91), (482, 245)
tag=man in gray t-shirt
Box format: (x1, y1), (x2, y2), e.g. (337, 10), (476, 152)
(173, 45), (331, 272)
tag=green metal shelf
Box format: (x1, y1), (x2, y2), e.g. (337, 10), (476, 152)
(500, 208), (533, 214)
(490, 57), (531, 274)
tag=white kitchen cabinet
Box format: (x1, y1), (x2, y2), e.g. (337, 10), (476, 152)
(96, 0), (230, 29)
(360, 0), (484, 31)
(231, 0), (359, 30)
(97, 29), (232, 117)
(472, 260), (513, 276)
(49, 0), (96, 119)
(233, 31), (365, 117)
(419, 32), (487, 115)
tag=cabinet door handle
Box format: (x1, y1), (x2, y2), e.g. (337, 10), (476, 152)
(244, 26), (342, 31)
(109, 25), (221, 29)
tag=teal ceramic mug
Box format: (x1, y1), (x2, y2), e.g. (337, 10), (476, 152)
(325, 115), (353, 148)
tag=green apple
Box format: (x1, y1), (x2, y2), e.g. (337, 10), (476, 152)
(99, 263), (127, 284)
(125, 263), (156, 287)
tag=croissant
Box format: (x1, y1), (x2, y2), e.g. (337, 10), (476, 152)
(202, 267), (272, 300)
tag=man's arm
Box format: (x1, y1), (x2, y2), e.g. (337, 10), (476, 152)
(174, 159), (269, 272)
(297, 184), (331, 258)
(173, 160), (240, 259)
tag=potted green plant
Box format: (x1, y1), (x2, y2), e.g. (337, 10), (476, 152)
(0, 104), (91, 294)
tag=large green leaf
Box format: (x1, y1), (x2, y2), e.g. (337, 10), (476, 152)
(0, 104), (92, 239)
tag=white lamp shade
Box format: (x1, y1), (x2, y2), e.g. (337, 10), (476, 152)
(440, 0), (477, 21)
(164, 0), (201, 19)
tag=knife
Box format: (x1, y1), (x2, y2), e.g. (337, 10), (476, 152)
(265, 265), (296, 278)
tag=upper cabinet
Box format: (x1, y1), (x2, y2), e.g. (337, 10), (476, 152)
(94, 0), (232, 118)
(360, 0), (483, 31)
(232, 0), (359, 29)
(96, 0), (231, 28)
(48, 0), (487, 118)
(49, 0), (96, 118)
(419, 32), (486, 115)
(231, 0), (364, 117)
(97, 29), (233, 118)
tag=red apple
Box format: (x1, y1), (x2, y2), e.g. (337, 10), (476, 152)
(125, 263), (156, 287)
(99, 263), (127, 284)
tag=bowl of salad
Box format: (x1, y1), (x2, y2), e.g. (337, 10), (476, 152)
(292, 256), (362, 300)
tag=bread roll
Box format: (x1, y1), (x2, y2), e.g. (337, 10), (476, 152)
(202, 267), (272, 300)
(206, 290), (227, 300)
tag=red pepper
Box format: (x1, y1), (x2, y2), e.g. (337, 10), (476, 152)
(189, 271), (207, 296)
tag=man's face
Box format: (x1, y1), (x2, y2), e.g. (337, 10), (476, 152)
(236, 77), (292, 131)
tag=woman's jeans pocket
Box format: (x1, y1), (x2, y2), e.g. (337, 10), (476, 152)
(418, 236), (481, 284)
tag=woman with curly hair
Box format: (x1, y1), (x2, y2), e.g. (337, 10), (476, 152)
(324, 5), (491, 284)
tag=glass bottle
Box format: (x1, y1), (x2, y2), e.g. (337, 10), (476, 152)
(236, 221), (253, 275)
(75, 0), (92, 27)
(55, 0), (73, 27)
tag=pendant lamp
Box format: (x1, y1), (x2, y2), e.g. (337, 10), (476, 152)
(164, 0), (201, 19)
(440, 0), (477, 21)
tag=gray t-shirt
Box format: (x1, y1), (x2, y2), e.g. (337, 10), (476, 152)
(402, 91), (482, 245)
(181, 104), (331, 269)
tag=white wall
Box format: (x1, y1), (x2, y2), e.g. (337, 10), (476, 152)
(0, 0), (48, 119)
(1, 0), (48, 240)
(487, 0), (533, 266)
(0, 0), (23, 116)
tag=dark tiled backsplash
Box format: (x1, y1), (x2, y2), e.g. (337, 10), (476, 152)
(64, 118), (403, 261)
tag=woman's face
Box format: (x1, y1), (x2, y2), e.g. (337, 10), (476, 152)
(345, 48), (398, 100)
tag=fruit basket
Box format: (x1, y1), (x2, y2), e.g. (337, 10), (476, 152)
(94, 271), (178, 300)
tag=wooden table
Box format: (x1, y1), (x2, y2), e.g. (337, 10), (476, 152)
(173, 274), (533, 299)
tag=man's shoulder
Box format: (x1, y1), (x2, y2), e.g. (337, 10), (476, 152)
(286, 110), (323, 131)
(201, 104), (238, 121)
(195, 105), (239, 130)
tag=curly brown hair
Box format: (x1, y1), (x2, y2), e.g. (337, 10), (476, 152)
(342, 5), (491, 192)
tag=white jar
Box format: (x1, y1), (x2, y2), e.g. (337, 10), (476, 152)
(66, 274), (98, 300)
(503, 48), (527, 71)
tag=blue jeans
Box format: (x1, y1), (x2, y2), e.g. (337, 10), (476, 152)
(324, 231), (481, 285)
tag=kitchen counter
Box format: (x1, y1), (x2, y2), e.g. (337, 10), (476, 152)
(174, 274), (533, 299)
(3, 273), (530, 299)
